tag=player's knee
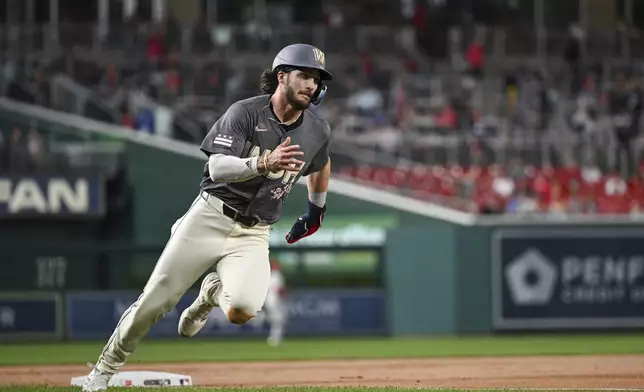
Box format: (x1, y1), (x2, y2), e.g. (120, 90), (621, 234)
(226, 307), (255, 325)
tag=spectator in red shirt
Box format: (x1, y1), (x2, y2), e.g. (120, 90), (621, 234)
(436, 103), (457, 128)
(629, 171), (644, 203)
(359, 52), (374, 76)
(120, 102), (135, 129)
(147, 25), (165, 62)
(465, 39), (484, 79)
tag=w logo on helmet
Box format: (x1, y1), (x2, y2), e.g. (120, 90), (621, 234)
(312, 47), (325, 66)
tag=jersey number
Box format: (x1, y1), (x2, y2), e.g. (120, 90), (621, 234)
(248, 146), (298, 185)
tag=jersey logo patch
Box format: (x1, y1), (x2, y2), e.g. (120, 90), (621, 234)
(255, 125), (268, 132)
(214, 134), (233, 147)
(270, 183), (293, 201)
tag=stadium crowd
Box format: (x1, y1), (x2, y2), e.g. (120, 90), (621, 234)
(1, 0), (644, 215)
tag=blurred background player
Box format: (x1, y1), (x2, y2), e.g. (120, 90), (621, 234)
(264, 258), (288, 347)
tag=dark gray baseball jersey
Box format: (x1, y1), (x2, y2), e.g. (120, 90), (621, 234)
(199, 94), (331, 224)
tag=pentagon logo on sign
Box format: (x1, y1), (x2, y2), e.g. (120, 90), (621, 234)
(505, 248), (557, 305)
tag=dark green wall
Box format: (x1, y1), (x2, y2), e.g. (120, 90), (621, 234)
(126, 143), (205, 245)
(383, 222), (492, 335)
(385, 223), (457, 334)
(454, 226), (493, 333)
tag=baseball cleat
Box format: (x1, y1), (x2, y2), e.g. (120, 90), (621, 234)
(82, 362), (112, 392)
(178, 272), (221, 337)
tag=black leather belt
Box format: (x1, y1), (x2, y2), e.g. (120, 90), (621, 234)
(201, 191), (260, 227)
(222, 203), (260, 227)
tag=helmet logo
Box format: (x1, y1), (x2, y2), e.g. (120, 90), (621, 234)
(312, 47), (325, 66)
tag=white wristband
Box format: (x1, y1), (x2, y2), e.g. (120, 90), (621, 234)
(245, 157), (259, 174)
(309, 192), (327, 207)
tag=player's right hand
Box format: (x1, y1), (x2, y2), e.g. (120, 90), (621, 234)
(263, 136), (304, 173)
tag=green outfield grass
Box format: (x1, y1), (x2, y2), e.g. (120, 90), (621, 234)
(0, 334), (643, 366)
(2, 388), (643, 392)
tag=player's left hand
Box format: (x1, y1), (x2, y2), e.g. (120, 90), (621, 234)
(285, 201), (325, 244)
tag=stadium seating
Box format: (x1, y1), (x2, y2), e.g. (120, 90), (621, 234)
(337, 163), (644, 214)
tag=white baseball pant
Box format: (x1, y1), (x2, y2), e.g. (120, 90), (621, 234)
(94, 192), (271, 374)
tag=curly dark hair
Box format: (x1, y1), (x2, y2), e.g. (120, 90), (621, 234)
(259, 68), (278, 94)
(260, 66), (297, 94)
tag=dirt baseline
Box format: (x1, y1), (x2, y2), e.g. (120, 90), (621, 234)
(1, 355), (643, 389)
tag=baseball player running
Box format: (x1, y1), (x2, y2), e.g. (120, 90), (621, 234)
(83, 43), (333, 391)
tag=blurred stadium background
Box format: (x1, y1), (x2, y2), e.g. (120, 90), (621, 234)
(1, 0), (644, 352)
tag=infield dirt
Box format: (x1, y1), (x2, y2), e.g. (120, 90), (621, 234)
(0, 354), (642, 388)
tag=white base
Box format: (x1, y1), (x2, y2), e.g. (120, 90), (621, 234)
(71, 371), (193, 387)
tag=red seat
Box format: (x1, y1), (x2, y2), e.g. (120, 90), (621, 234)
(339, 166), (357, 178)
(436, 177), (456, 197)
(372, 167), (394, 186)
(596, 195), (628, 214)
(370, 166), (409, 187)
(554, 166), (582, 185)
(408, 165), (430, 186)
(392, 166), (410, 187)
(449, 165), (465, 179)
(628, 179), (644, 201)
(355, 165), (376, 182)
(411, 173), (439, 193)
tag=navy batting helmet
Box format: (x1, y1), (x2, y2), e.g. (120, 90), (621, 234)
(271, 43), (332, 105)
